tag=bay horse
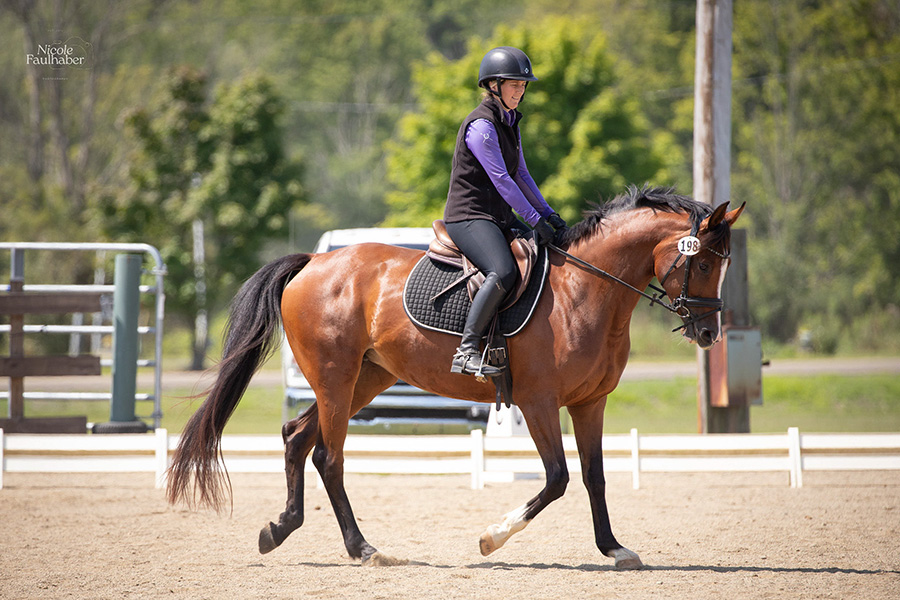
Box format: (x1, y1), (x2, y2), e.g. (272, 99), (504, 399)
(166, 186), (744, 570)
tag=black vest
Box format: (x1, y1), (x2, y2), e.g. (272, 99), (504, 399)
(444, 98), (522, 229)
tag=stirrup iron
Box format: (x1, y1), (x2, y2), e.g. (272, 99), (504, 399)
(450, 347), (502, 379)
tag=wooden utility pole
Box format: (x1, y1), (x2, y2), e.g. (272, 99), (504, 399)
(694, 0), (751, 433)
(693, 0), (731, 209)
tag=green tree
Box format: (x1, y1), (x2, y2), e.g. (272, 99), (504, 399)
(525, 0), (696, 188)
(234, 0), (519, 248)
(99, 68), (303, 368)
(0, 1), (188, 356)
(383, 17), (679, 226)
(731, 0), (900, 349)
(0, 0), (176, 228)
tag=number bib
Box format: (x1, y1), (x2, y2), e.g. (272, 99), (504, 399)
(677, 236), (701, 256)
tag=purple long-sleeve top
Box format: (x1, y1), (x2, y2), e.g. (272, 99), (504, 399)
(465, 114), (554, 227)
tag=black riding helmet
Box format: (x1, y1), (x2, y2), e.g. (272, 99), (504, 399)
(477, 46), (538, 109)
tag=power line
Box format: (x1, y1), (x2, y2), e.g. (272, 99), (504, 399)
(289, 100), (417, 114)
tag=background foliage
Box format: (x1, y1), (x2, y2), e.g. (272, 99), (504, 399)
(0, 0), (898, 361)
(97, 67), (302, 367)
(384, 18), (678, 225)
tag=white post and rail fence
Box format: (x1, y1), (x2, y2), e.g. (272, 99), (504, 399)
(2, 427), (898, 491)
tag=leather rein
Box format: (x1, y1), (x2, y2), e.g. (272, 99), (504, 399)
(548, 219), (730, 333)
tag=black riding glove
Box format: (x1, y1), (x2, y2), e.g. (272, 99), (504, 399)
(547, 213), (567, 230)
(547, 213), (569, 245)
(533, 218), (555, 247)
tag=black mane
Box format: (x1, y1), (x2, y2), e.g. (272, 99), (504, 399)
(560, 184), (715, 246)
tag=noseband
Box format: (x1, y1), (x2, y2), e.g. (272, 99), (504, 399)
(549, 219), (730, 334)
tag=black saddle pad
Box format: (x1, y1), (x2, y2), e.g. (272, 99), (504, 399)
(403, 247), (549, 337)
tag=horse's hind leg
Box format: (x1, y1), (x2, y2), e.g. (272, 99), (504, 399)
(258, 403), (320, 554)
(311, 437), (377, 560)
(312, 360), (397, 562)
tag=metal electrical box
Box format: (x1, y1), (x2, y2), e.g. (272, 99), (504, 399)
(708, 326), (762, 408)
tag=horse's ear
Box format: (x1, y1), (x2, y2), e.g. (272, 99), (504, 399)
(704, 202), (730, 231)
(724, 201), (746, 227)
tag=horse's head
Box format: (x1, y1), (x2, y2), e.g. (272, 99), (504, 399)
(653, 201), (745, 349)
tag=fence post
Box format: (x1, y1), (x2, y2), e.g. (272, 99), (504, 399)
(471, 429), (484, 490)
(155, 428), (168, 489)
(788, 427), (802, 488)
(7, 250), (25, 424)
(93, 254), (148, 434)
(631, 428), (641, 490)
(486, 404), (529, 437)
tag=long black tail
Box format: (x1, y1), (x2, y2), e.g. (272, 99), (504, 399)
(166, 253), (313, 511)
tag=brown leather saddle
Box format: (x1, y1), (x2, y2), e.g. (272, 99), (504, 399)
(426, 220), (538, 310)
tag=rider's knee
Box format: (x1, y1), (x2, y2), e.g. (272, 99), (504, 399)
(487, 268), (516, 295)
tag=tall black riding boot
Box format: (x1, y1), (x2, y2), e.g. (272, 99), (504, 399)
(451, 272), (508, 378)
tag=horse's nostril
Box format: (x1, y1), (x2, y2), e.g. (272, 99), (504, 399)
(699, 329), (715, 347)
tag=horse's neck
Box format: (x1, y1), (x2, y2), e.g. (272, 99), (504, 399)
(549, 211), (686, 380)
(574, 212), (670, 285)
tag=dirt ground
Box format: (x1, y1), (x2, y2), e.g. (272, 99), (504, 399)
(1, 470), (898, 599)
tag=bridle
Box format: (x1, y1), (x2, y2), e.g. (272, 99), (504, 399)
(548, 218), (730, 334)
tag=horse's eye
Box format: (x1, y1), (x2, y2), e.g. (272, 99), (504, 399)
(698, 261), (711, 273)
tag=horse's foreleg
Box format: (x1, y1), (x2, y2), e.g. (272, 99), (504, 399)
(259, 404), (319, 554)
(479, 400), (569, 556)
(568, 399), (643, 570)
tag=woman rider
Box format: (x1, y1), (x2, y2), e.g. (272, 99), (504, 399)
(444, 46), (568, 378)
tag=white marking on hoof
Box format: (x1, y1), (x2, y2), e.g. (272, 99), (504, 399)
(479, 503), (530, 556)
(607, 546), (644, 570)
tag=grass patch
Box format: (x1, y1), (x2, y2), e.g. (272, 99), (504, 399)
(601, 373), (900, 434)
(4, 373), (898, 435)
(749, 374), (900, 433)
(163, 385), (284, 434)
(0, 383), (285, 435)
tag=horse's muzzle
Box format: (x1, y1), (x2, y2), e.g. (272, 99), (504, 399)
(696, 327), (717, 350)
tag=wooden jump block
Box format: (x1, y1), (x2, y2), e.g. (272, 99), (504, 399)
(0, 355), (102, 378)
(0, 292), (104, 314)
(0, 416), (88, 434)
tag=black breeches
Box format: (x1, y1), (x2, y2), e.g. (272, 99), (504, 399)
(445, 219), (517, 293)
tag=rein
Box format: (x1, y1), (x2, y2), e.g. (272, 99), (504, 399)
(548, 222), (729, 333)
(547, 243), (674, 312)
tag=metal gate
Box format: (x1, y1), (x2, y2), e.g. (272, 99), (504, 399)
(0, 243), (166, 429)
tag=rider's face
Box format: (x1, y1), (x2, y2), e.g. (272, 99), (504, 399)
(493, 79), (527, 110)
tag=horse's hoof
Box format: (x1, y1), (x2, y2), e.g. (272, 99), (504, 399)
(258, 522), (280, 555)
(608, 546), (644, 570)
(479, 530), (499, 556)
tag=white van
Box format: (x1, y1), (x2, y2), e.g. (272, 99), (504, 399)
(281, 227), (490, 433)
